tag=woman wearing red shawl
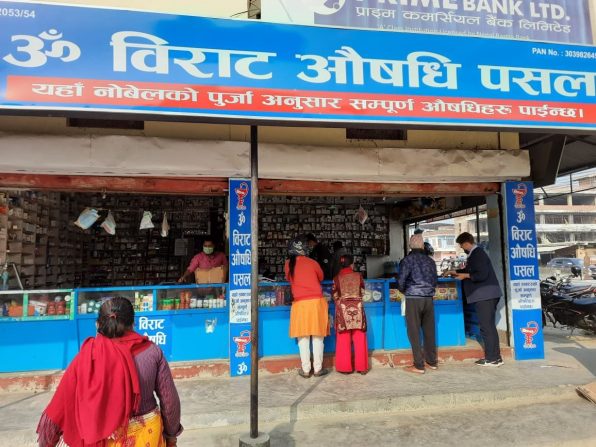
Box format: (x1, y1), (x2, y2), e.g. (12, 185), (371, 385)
(37, 297), (182, 447)
(333, 254), (369, 375)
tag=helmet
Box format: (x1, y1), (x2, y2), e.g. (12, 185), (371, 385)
(424, 242), (434, 257)
(288, 235), (310, 256)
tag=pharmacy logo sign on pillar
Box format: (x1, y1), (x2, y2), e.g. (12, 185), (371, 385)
(228, 179), (253, 377)
(504, 181), (544, 360)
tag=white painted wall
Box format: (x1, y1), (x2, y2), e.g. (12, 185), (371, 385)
(0, 132), (530, 182)
(366, 217), (404, 278)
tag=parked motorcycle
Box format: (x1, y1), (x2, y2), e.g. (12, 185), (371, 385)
(540, 266), (596, 334)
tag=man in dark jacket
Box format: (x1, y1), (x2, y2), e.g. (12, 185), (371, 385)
(449, 232), (503, 367)
(306, 234), (333, 280)
(398, 233), (438, 374)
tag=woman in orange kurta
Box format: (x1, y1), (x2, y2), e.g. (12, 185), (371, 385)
(333, 254), (369, 375)
(285, 236), (329, 378)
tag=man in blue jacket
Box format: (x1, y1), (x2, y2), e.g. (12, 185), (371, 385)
(450, 232), (504, 367)
(398, 233), (438, 374)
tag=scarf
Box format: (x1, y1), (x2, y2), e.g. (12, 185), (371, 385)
(334, 270), (367, 333)
(39, 331), (151, 446)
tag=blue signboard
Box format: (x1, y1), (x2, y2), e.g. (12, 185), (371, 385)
(228, 179), (252, 377)
(504, 181), (544, 360)
(135, 314), (172, 359)
(262, 0), (594, 45)
(0, 1), (595, 130)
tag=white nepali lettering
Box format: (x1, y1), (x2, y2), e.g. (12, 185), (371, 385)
(402, 11), (480, 25)
(262, 94), (341, 110)
(233, 273), (251, 287)
(232, 229), (251, 247)
(349, 98), (415, 114)
(518, 104), (584, 119)
(146, 331), (167, 345)
(511, 226), (533, 242)
(208, 91), (254, 107)
(519, 19), (571, 33)
(32, 82), (83, 97)
(510, 243), (537, 259)
(513, 265), (536, 278)
(231, 249), (252, 266)
(111, 31), (276, 80)
(479, 65), (596, 97)
(297, 47), (461, 89)
(486, 15), (513, 27)
(3, 29), (81, 68)
(421, 99), (512, 115)
(356, 6), (395, 19)
(93, 83), (199, 102)
(402, 10), (480, 25)
(138, 317), (165, 331)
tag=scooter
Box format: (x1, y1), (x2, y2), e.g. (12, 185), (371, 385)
(541, 267), (596, 334)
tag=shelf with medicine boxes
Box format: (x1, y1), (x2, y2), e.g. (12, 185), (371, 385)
(258, 197), (389, 279)
(80, 194), (225, 287)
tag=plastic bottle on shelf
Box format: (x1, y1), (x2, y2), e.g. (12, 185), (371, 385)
(142, 295), (151, 312)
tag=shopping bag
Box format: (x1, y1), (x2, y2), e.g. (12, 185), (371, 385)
(74, 208), (100, 230)
(101, 210), (116, 235)
(140, 211), (154, 230)
(160, 212), (170, 237)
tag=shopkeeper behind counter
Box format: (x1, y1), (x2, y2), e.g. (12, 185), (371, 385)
(178, 237), (228, 283)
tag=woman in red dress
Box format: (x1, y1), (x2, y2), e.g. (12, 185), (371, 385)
(333, 254), (369, 375)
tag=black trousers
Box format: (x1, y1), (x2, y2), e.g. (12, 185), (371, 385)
(405, 297), (437, 370)
(475, 298), (501, 362)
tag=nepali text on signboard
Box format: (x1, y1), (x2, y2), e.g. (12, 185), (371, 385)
(504, 181), (544, 360)
(261, 0), (594, 45)
(228, 178), (252, 377)
(0, 1), (595, 130)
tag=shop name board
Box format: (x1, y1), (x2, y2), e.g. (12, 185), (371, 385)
(136, 315), (172, 358)
(228, 178), (253, 377)
(261, 0), (593, 45)
(504, 181), (544, 360)
(0, 1), (595, 130)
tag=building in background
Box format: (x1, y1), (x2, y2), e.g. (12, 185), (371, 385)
(415, 168), (596, 269)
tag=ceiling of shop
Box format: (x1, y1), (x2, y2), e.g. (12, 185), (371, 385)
(520, 133), (596, 181)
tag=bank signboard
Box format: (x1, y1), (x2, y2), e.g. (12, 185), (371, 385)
(261, 0), (594, 45)
(0, 1), (595, 130)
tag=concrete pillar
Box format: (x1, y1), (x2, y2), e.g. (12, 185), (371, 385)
(486, 195), (508, 338)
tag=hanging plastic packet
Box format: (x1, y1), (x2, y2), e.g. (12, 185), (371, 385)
(101, 211), (116, 235)
(355, 205), (368, 225)
(160, 212), (170, 237)
(140, 211), (154, 230)
(74, 208), (100, 230)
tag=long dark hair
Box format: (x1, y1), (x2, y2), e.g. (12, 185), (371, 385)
(288, 254), (297, 280)
(97, 297), (135, 338)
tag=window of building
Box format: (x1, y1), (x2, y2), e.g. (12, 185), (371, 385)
(543, 215), (569, 224)
(575, 232), (596, 242)
(543, 196), (568, 206)
(571, 194), (595, 206)
(573, 214), (596, 224)
(543, 233), (573, 243)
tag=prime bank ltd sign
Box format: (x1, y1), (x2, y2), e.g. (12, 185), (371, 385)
(261, 0), (594, 45)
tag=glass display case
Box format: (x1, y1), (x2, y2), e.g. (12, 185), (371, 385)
(0, 289), (74, 320)
(388, 279), (459, 302)
(77, 287), (154, 315)
(155, 285), (227, 310)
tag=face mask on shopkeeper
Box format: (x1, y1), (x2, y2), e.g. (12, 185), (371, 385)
(203, 246), (214, 255)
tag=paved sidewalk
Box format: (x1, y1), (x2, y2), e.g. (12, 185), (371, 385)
(1, 327), (594, 446)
